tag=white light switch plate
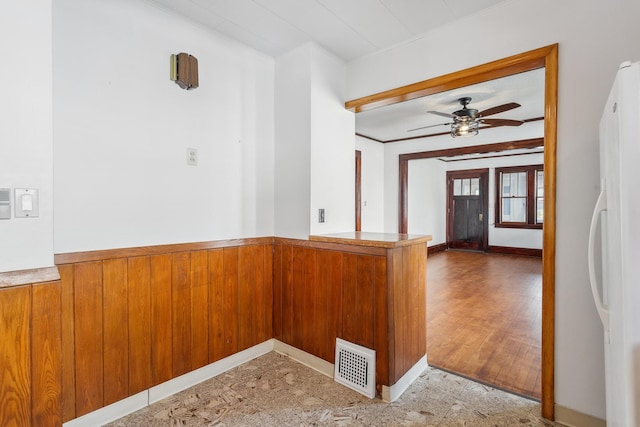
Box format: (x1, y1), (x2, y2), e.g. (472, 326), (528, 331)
(14, 188), (39, 218)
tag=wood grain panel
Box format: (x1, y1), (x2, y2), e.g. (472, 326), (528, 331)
(171, 252), (192, 377)
(54, 237), (274, 265)
(73, 261), (103, 416)
(342, 254), (375, 349)
(403, 246), (416, 375)
(263, 244), (274, 343)
(300, 248), (317, 356)
(405, 244), (426, 370)
(237, 246), (256, 351)
(356, 255), (374, 349)
(190, 251), (209, 370)
(31, 282), (62, 427)
(280, 246), (294, 345)
(222, 247), (239, 357)
(272, 245), (283, 340)
(58, 264), (76, 422)
(341, 253), (357, 345)
(127, 257), (151, 394)
(316, 250), (342, 362)
(292, 247), (315, 354)
(150, 254), (172, 386)
(389, 248), (404, 384)
(208, 249), (224, 363)
(245, 245), (266, 346)
(0, 286), (31, 426)
(103, 258), (129, 405)
(373, 256), (389, 392)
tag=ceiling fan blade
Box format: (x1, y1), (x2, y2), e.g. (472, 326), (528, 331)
(478, 102), (521, 117)
(481, 118), (524, 127)
(427, 110), (456, 119)
(407, 122), (451, 132)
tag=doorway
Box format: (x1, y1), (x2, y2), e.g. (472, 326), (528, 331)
(447, 169), (489, 251)
(346, 45), (557, 419)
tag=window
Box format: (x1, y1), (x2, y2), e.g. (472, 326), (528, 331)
(495, 165), (543, 228)
(452, 177), (480, 196)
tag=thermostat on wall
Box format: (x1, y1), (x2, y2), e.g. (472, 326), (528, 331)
(0, 188), (10, 219)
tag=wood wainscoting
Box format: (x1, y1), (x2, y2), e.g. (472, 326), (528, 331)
(0, 235), (427, 425)
(0, 267), (62, 427)
(273, 236), (428, 396)
(54, 238), (274, 422)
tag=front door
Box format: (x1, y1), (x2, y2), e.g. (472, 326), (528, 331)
(447, 169), (489, 251)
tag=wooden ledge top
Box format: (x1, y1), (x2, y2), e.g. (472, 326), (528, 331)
(309, 232), (432, 248)
(0, 266), (60, 289)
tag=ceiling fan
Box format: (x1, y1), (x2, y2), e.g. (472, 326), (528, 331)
(408, 97), (524, 137)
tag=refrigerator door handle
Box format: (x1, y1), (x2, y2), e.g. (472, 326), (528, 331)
(588, 188), (610, 332)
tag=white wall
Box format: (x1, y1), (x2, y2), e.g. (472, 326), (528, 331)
(347, 0), (640, 419)
(407, 159), (446, 243)
(53, 0), (275, 253)
(309, 45), (355, 235)
(356, 136), (385, 232)
(275, 43), (354, 238)
(0, 0), (54, 272)
(274, 45), (311, 239)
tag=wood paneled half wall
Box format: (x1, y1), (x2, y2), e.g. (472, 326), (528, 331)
(54, 238), (274, 422)
(0, 234), (429, 425)
(0, 267), (62, 427)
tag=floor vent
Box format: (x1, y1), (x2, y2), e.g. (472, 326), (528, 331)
(334, 338), (376, 398)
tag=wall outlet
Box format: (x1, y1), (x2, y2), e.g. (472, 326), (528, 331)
(319, 208), (325, 223)
(186, 148), (198, 166)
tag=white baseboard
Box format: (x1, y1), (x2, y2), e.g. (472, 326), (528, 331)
(63, 341), (427, 426)
(149, 340), (274, 403)
(63, 391), (148, 427)
(381, 355), (427, 403)
(274, 340), (425, 403)
(273, 340), (334, 378)
(554, 404), (606, 427)
(63, 340), (275, 427)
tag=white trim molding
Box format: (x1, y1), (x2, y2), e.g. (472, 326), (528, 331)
(62, 340), (275, 427)
(381, 355), (427, 403)
(273, 339), (334, 378)
(554, 404), (606, 427)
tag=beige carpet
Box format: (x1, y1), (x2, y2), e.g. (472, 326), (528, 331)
(105, 351), (559, 426)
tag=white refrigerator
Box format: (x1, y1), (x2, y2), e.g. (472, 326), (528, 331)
(589, 60), (640, 427)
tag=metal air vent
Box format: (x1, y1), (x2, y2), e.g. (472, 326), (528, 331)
(334, 338), (375, 398)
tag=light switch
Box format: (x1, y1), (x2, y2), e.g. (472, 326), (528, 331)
(14, 188), (39, 218)
(0, 188), (10, 220)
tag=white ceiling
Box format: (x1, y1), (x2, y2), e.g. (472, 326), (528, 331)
(356, 67), (546, 142)
(146, 0), (511, 61)
(148, 0), (544, 145)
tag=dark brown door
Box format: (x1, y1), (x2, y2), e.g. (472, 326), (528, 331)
(447, 169), (489, 251)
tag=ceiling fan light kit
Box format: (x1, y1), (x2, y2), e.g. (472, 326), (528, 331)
(413, 97), (524, 138)
(451, 119), (479, 137)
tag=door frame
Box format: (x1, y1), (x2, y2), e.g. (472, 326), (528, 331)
(355, 150), (362, 231)
(447, 168), (489, 251)
(345, 44), (558, 419)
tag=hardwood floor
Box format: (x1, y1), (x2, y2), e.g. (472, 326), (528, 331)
(426, 250), (542, 400)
